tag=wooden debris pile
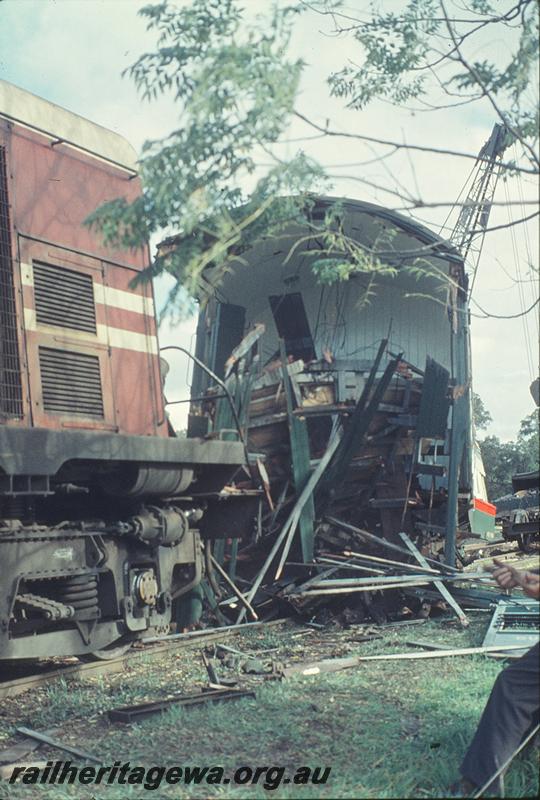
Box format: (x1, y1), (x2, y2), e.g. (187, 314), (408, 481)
(192, 334), (483, 628)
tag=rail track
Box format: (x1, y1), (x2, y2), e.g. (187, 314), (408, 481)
(2, 541), (536, 701)
(0, 620), (287, 701)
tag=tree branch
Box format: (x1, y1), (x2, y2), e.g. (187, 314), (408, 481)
(293, 110), (538, 174)
(440, 0), (540, 170)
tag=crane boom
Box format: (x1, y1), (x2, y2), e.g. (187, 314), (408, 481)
(443, 122), (510, 566)
(450, 123), (510, 265)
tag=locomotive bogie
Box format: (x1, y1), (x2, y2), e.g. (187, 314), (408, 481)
(0, 426), (244, 660)
(1, 519), (202, 659)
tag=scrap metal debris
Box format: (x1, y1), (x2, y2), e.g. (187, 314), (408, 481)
(482, 599), (540, 655)
(15, 727), (101, 764)
(0, 729), (60, 766)
(107, 688), (256, 724)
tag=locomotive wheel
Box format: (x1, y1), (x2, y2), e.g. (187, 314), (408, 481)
(78, 639), (132, 663)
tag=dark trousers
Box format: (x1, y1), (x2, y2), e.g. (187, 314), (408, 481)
(460, 642), (540, 795)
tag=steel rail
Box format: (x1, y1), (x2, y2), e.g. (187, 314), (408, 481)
(0, 620), (287, 700)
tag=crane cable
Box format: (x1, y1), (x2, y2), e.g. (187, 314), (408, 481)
(515, 149), (540, 345)
(437, 161), (477, 237)
(503, 176), (536, 381)
(512, 143), (538, 374)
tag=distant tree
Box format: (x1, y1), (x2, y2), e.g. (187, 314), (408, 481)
(516, 409), (539, 472)
(480, 435), (522, 499)
(479, 408), (539, 499)
(472, 392), (492, 431)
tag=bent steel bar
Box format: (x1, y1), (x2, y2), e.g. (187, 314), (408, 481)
(160, 345), (249, 466)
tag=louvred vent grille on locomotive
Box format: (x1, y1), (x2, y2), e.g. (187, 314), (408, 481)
(33, 261), (97, 333)
(39, 347), (104, 418)
(0, 145), (24, 417)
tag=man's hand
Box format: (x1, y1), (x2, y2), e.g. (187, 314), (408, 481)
(522, 571), (540, 599)
(487, 559), (523, 589)
(486, 558), (540, 598)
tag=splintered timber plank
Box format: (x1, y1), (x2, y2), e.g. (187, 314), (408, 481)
(327, 550), (442, 574)
(325, 516), (460, 573)
(142, 618), (287, 644)
(235, 429), (341, 622)
(210, 554), (259, 620)
(291, 581), (432, 596)
(249, 394), (287, 417)
(290, 571), (494, 598)
(280, 341), (315, 563)
(282, 657), (360, 677)
(404, 640), (450, 651)
(108, 688), (256, 723)
(281, 644), (529, 678)
(319, 341), (395, 498)
(274, 425), (343, 580)
(399, 531), (469, 627)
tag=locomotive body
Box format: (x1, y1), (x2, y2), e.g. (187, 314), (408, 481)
(0, 81), (245, 660)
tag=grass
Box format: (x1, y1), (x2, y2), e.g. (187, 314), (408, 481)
(0, 617), (538, 799)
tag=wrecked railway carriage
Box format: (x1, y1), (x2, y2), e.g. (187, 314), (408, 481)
(178, 198), (494, 611)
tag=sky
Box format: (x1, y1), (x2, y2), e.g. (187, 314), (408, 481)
(0, 0), (538, 440)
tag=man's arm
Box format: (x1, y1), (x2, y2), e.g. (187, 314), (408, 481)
(486, 558), (540, 599)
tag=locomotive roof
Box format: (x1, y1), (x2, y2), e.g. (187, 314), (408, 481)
(0, 79), (138, 172)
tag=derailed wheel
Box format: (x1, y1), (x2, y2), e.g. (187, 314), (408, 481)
(78, 639), (132, 662)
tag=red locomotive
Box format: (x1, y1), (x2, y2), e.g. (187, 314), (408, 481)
(0, 80), (245, 661)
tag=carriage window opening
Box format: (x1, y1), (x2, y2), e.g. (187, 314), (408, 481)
(269, 293), (315, 362)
